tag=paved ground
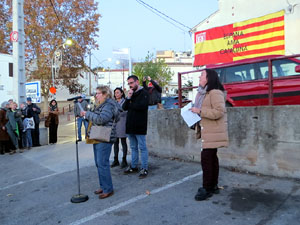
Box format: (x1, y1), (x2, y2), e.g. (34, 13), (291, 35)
(1, 114), (300, 225)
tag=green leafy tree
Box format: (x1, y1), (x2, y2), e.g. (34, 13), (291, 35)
(133, 53), (173, 87)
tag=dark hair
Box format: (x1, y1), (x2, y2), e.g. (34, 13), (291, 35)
(114, 87), (125, 99)
(205, 69), (224, 92)
(49, 99), (57, 106)
(127, 75), (139, 81)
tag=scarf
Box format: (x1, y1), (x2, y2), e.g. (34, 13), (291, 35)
(50, 104), (57, 112)
(194, 86), (207, 110)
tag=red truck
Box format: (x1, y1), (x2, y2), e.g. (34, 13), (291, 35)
(178, 54), (300, 107)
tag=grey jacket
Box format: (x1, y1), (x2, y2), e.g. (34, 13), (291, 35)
(74, 100), (89, 117)
(115, 98), (127, 138)
(85, 98), (121, 143)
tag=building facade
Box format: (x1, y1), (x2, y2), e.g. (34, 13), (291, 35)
(0, 54), (14, 102)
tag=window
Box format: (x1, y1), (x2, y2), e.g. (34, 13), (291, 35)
(258, 58), (300, 78)
(272, 59), (300, 77)
(9, 63), (13, 77)
(224, 64), (256, 83)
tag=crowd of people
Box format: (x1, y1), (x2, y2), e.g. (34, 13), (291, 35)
(1, 69), (228, 202)
(78, 70), (228, 201)
(0, 97), (41, 155)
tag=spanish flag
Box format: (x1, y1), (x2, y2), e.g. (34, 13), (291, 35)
(194, 10), (285, 66)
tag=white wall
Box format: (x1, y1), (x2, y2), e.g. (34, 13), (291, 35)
(0, 54), (14, 102)
(97, 69), (130, 91)
(193, 0), (300, 56)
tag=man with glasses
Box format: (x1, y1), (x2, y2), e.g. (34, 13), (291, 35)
(123, 75), (150, 179)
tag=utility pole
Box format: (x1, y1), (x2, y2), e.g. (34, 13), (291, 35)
(12, 0), (26, 104)
(89, 50), (92, 96)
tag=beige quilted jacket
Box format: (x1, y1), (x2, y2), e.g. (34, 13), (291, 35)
(200, 89), (229, 149)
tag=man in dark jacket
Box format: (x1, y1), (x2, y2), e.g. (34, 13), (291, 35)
(123, 75), (149, 178)
(142, 76), (162, 110)
(26, 97), (41, 147)
(74, 95), (89, 141)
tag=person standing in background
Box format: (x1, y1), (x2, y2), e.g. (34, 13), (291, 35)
(26, 97), (41, 147)
(123, 75), (150, 179)
(0, 101), (11, 154)
(142, 76), (162, 110)
(111, 88), (128, 168)
(48, 99), (59, 144)
(74, 95), (89, 141)
(5, 102), (21, 154)
(21, 102), (34, 150)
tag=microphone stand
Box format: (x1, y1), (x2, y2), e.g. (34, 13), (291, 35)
(71, 100), (89, 203)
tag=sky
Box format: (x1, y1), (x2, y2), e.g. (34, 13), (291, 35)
(92, 0), (219, 69)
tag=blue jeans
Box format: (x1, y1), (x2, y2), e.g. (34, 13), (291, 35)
(148, 105), (157, 110)
(77, 117), (88, 140)
(93, 142), (113, 193)
(128, 134), (148, 170)
(22, 129), (32, 148)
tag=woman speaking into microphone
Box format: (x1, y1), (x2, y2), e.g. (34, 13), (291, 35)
(80, 86), (120, 199)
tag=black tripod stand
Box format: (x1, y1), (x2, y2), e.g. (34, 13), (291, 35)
(70, 100), (89, 203)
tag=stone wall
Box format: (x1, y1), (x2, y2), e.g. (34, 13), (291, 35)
(147, 106), (300, 179)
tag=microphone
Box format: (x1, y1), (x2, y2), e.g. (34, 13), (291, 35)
(67, 95), (84, 101)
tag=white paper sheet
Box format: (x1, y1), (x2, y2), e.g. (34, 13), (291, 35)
(180, 102), (201, 127)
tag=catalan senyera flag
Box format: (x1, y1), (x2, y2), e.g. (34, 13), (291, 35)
(194, 10), (285, 66)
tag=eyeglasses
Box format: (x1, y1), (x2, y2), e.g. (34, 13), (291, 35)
(128, 81), (135, 85)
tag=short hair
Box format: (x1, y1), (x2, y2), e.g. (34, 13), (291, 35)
(96, 85), (113, 99)
(1, 101), (9, 108)
(114, 87), (126, 99)
(204, 69), (224, 92)
(127, 75), (139, 81)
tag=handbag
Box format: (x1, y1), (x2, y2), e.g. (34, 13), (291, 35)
(44, 116), (50, 128)
(89, 125), (112, 142)
(24, 117), (35, 129)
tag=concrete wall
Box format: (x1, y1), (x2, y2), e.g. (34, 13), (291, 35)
(147, 106), (300, 179)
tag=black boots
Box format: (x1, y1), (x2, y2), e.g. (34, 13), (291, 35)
(194, 188), (213, 201)
(120, 159), (128, 168)
(110, 160), (120, 168)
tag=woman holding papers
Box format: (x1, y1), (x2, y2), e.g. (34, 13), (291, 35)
(190, 69), (228, 201)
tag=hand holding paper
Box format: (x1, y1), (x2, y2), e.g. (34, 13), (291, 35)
(180, 102), (201, 127)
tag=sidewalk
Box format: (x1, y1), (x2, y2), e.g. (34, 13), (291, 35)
(0, 139), (300, 225)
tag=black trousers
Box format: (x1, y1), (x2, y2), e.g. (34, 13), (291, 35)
(113, 138), (128, 161)
(49, 123), (58, 144)
(201, 148), (219, 190)
(31, 123), (40, 146)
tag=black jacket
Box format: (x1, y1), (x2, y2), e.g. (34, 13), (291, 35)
(27, 103), (41, 124)
(123, 87), (149, 135)
(143, 80), (162, 105)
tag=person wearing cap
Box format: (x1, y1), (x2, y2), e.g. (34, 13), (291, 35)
(74, 95), (89, 141)
(26, 97), (41, 147)
(142, 76), (162, 110)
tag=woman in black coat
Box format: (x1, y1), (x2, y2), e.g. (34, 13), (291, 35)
(48, 100), (59, 144)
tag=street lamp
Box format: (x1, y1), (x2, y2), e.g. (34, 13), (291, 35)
(51, 38), (73, 96)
